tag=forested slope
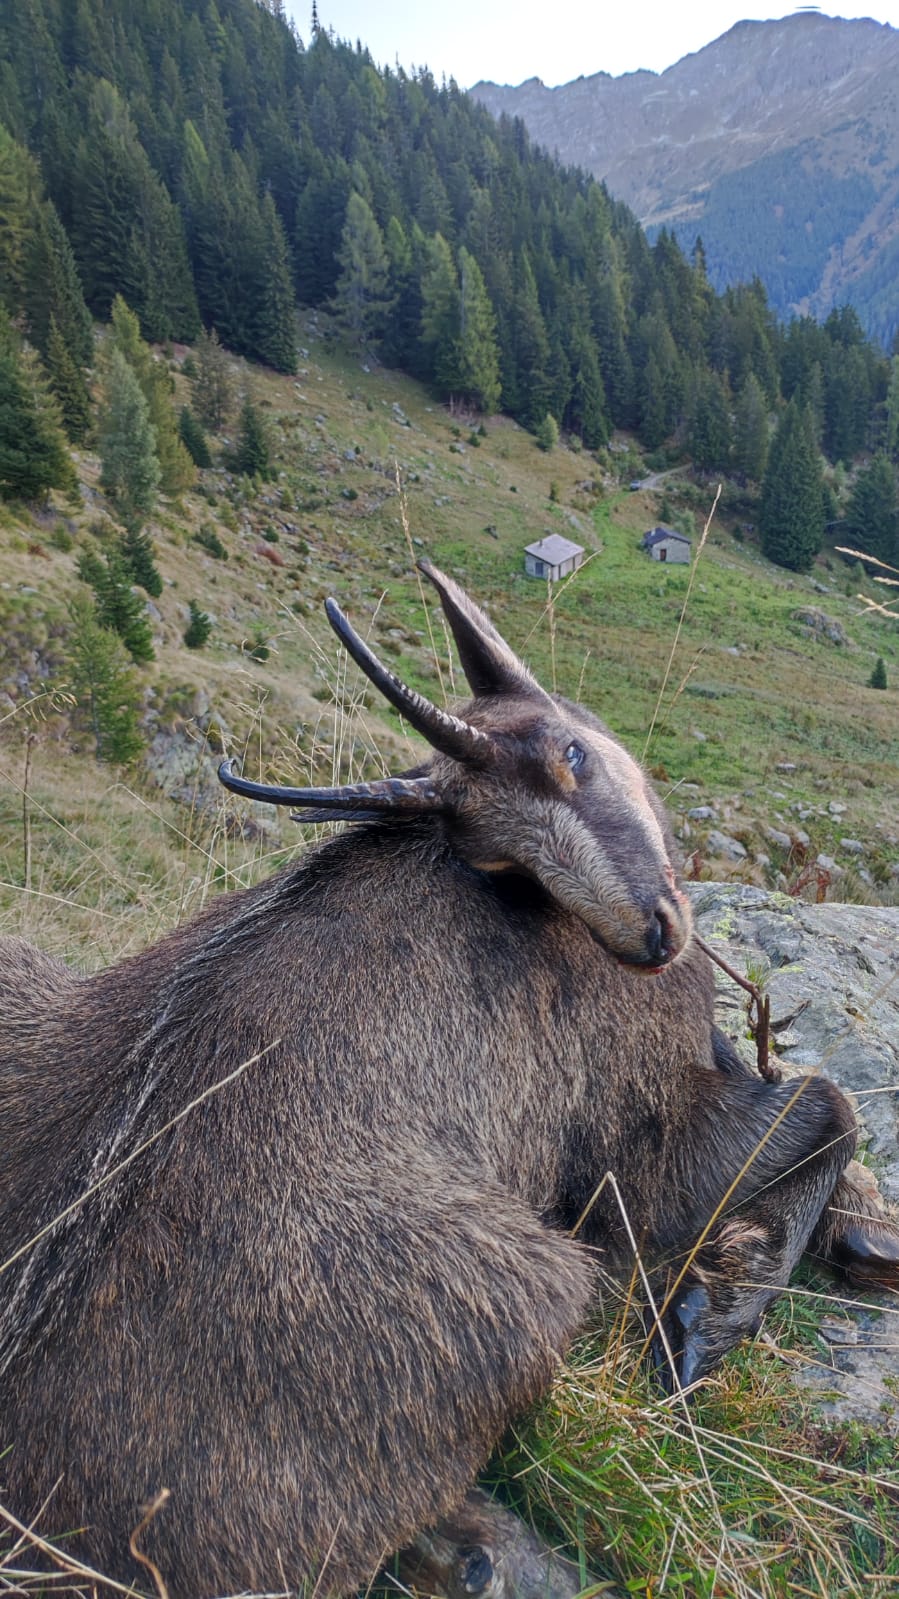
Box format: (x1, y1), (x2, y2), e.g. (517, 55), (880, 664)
(0, 0), (889, 460)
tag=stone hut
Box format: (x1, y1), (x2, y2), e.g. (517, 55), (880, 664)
(641, 526), (691, 563)
(524, 534), (585, 581)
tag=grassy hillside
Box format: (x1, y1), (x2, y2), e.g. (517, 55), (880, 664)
(2, 316), (896, 965)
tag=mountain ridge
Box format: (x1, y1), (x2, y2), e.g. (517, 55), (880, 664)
(471, 13), (899, 344)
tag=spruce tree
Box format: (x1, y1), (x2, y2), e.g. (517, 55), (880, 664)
(98, 347), (161, 530)
(193, 327), (234, 431)
(567, 335), (609, 449)
(419, 233), (461, 396)
(732, 372), (769, 484)
(184, 600), (213, 649)
(869, 657), (887, 690)
(507, 254), (552, 431)
(844, 455), (898, 568)
(66, 596), (145, 764)
(121, 527), (163, 598)
(71, 81), (198, 341)
(0, 125), (34, 317)
(689, 369), (733, 474)
(252, 191), (297, 373)
(232, 396), (271, 479)
(0, 320), (76, 502)
(178, 406), (212, 467)
(77, 546), (155, 663)
(759, 402), (825, 572)
(332, 192), (392, 348)
(382, 216), (422, 373)
(29, 205), (90, 369)
(454, 249), (501, 413)
(44, 315), (91, 442)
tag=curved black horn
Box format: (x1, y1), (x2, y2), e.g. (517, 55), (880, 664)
(325, 597), (494, 765)
(417, 558), (550, 702)
(218, 759), (445, 820)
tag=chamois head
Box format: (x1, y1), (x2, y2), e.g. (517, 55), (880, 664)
(219, 563), (691, 969)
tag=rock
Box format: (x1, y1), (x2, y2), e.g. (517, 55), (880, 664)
(790, 606), (850, 646)
(689, 883), (899, 1430)
(775, 761), (797, 773)
(839, 838), (865, 854)
(705, 830), (747, 861)
(765, 827), (793, 851)
(688, 806), (716, 820)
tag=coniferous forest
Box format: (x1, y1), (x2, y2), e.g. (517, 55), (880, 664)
(1, 0), (899, 573)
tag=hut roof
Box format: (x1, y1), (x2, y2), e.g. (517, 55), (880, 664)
(524, 534), (584, 564)
(642, 526), (691, 548)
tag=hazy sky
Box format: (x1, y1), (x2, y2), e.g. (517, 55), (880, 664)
(288, 4), (899, 89)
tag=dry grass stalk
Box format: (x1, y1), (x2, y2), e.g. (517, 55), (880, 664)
(642, 485), (721, 764)
(128, 1491), (171, 1599)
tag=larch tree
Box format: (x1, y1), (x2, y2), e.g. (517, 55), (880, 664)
(110, 296), (194, 495)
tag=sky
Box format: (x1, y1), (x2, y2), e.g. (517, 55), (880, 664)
(287, 3), (899, 90)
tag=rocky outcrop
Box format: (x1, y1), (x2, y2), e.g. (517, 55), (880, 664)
(693, 884), (899, 1428)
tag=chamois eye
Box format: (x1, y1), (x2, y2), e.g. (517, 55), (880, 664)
(564, 742), (585, 773)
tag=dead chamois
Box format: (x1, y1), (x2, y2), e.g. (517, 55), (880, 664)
(1, 562), (897, 1599)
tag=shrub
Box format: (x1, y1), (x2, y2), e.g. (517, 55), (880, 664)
(535, 413), (559, 453)
(193, 524), (228, 560)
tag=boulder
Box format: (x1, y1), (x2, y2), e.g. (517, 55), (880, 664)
(691, 884), (899, 1430)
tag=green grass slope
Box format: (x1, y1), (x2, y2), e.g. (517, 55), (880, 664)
(2, 316), (896, 965)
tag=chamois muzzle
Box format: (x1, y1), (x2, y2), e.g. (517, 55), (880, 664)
(617, 893), (692, 972)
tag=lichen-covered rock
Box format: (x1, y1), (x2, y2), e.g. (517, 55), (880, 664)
(690, 883), (899, 1428)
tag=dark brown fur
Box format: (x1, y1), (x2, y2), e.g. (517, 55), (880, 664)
(1, 566), (896, 1598)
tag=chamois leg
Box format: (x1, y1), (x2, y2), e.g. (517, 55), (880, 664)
(808, 1161), (899, 1288)
(711, 1029), (899, 1291)
(649, 1066), (857, 1391)
(398, 1488), (607, 1599)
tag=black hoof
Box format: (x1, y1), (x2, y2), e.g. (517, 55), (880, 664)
(830, 1221), (899, 1290)
(457, 1547), (494, 1595)
(647, 1282), (713, 1394)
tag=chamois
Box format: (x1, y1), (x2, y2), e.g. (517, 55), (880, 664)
(1, 562), (897, 1599)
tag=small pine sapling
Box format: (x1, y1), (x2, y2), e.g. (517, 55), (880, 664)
(184, 600), (212, 650)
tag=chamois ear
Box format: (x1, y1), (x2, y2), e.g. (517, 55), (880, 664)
(418, 560), (549, 701)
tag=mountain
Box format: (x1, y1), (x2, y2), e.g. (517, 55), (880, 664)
(471, 13), (899, 347)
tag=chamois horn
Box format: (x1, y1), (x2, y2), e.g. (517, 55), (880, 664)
(218, 759), (445, 821)
(325, 597), (494, 764)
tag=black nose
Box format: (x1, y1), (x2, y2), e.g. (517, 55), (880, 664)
(645, 908), (671, 966)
